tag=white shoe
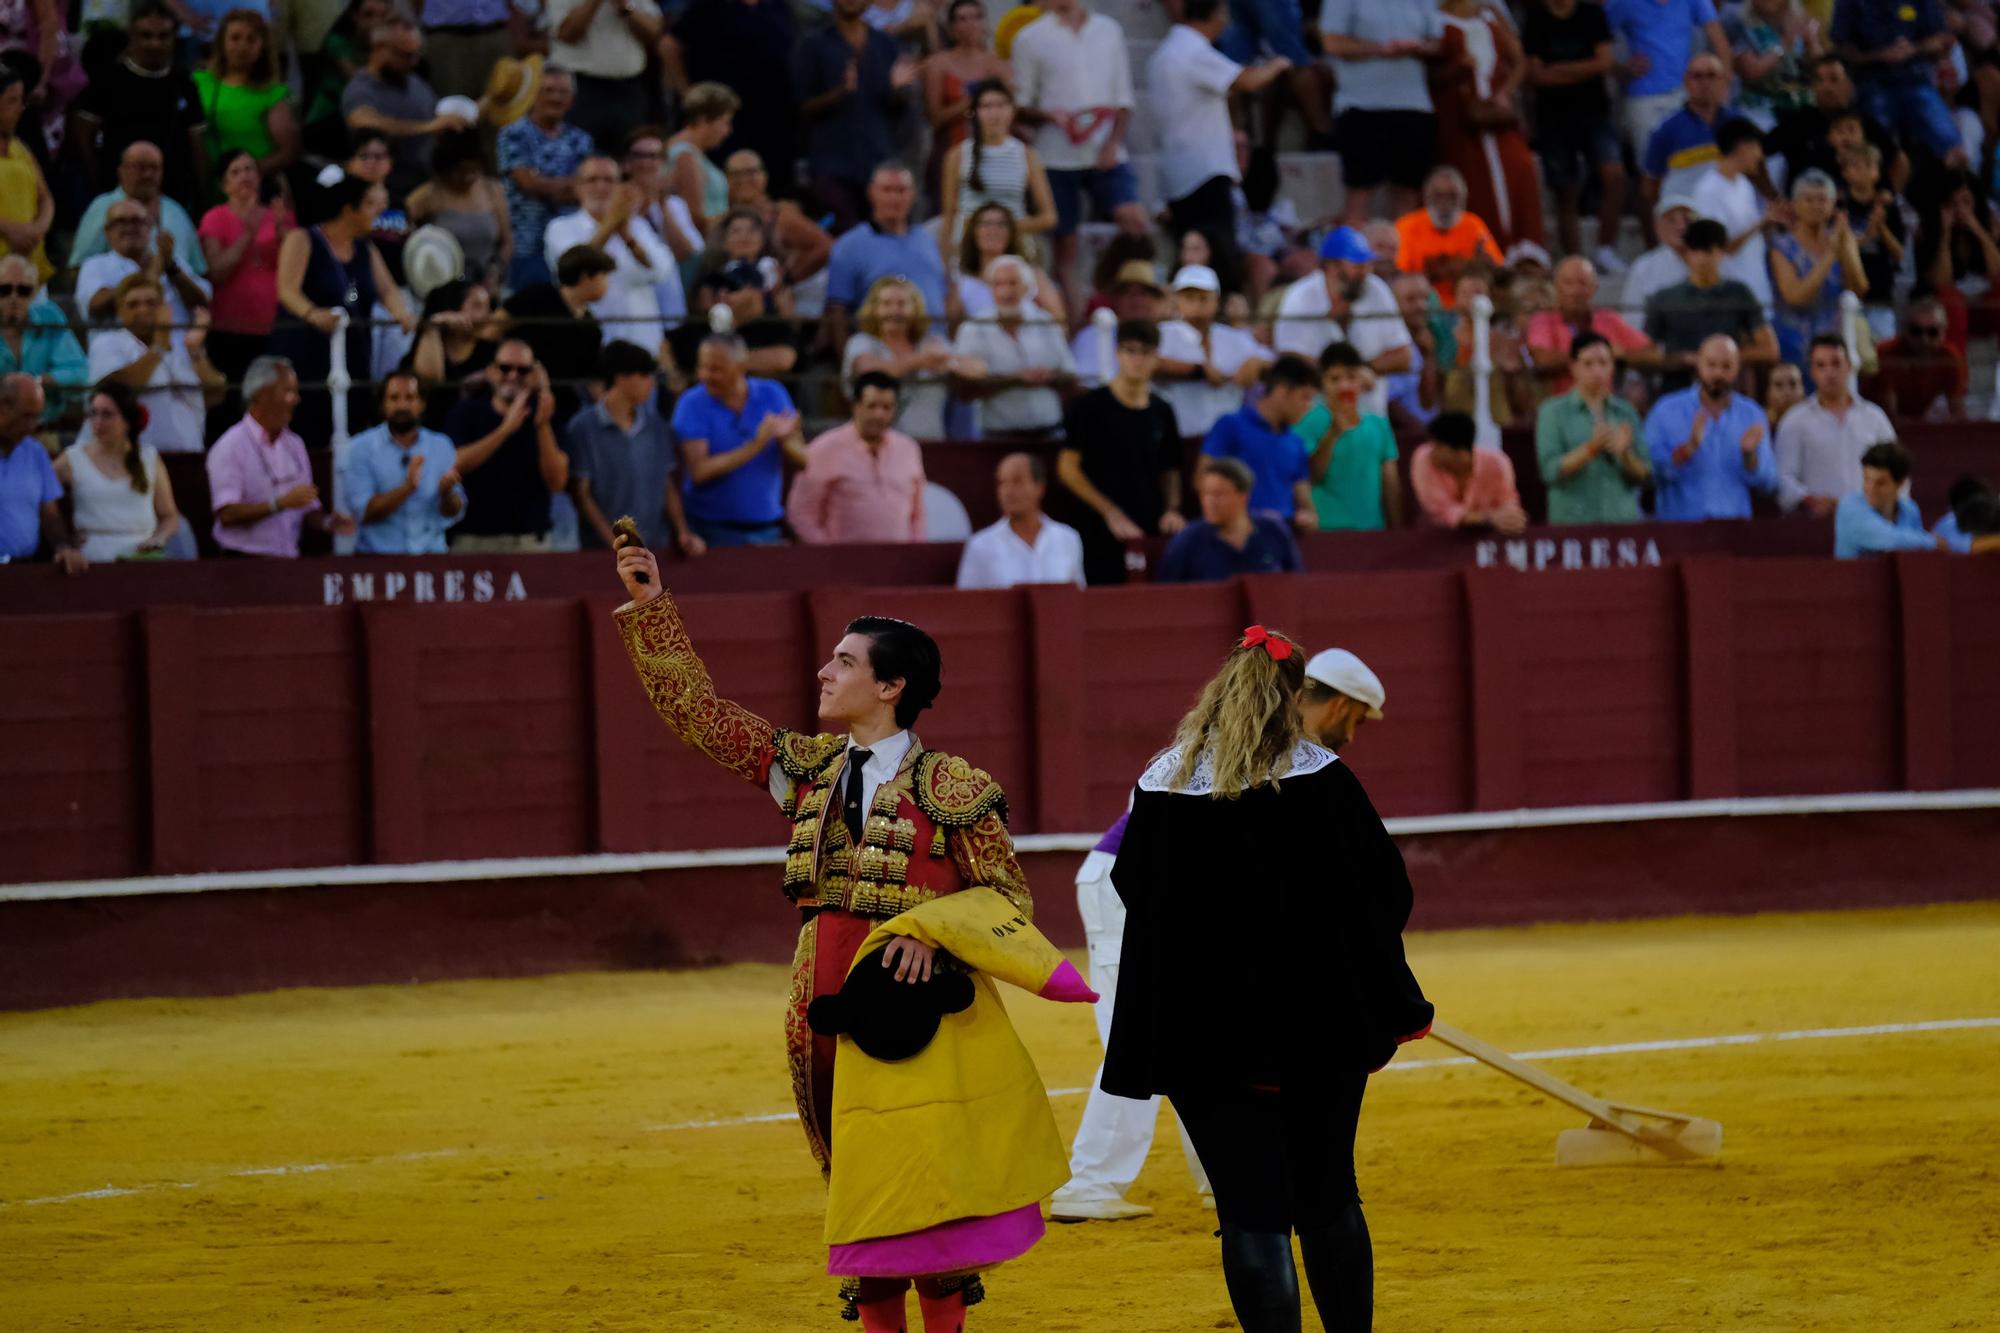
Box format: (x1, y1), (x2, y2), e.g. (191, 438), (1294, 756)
(1048, 1196), (1156, 1222)
(1593, 244), (1628, 275)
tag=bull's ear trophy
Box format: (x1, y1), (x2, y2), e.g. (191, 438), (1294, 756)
(612, 516), (650, 584)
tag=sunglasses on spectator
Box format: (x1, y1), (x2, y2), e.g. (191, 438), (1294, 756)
(493, 362), (534, 376)
(110, 217), (149, 227)
(1910, 324), (1946, 339)
(0, 283), (32, 297)
(627, 147), (663, 159)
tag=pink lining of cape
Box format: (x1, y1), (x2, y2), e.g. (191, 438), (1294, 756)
(826, 1203), (1046, 1277)
(1038, 957), (1098, 1003)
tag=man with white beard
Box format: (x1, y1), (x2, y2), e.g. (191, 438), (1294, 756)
(542, 155), (681, 365)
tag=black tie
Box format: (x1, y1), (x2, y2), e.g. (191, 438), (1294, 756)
(844, 749), (873, 844)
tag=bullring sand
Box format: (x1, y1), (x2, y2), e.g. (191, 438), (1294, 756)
(4, 903), (1998, 1330)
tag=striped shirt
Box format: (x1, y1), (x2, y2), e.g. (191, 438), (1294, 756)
(955, 137), (1031, 237)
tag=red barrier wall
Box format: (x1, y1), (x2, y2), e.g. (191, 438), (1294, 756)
(4, 553), (1996, 888)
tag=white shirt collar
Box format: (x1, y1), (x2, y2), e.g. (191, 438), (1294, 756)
(848, 729), (912, 771)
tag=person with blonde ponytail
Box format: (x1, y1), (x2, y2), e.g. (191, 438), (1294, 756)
(1102, 625), (1433, 1333)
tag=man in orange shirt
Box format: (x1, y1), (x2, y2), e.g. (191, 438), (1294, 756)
(1408, 409), (1528, 533)
(1395, 167), (1503, 309)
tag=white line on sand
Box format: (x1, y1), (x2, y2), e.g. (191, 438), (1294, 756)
(639, 1016), (2000, 1132)
(13, 1018), (1994, 1205)
(2, 1149), (459, 1209)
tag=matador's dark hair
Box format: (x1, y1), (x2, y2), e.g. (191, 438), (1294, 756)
(846, 616), (943, 729)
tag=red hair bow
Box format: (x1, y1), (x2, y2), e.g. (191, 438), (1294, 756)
(1239, 625), (1292, 661)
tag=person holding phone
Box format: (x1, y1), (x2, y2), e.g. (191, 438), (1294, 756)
(1291, 342), (1404, 532)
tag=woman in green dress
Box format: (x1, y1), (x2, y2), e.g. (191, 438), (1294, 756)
(191, 9), (299, 188)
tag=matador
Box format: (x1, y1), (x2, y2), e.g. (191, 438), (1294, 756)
(611, 538), (1085, 1332)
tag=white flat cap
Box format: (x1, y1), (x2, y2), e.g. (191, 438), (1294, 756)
(1171, 264), (1220, 292)
(1304, 648), (1385, 719)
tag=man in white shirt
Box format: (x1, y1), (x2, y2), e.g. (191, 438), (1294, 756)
(1274, 226), (1412, 414)
(85, 274), (223, 454)
(1624, 194), (1697, 316)
(1155, 264), (1272, 435)
(1775, 334), (1894, 515)
(955, 452), (1086, 588)
(1011, 0), (1151, 312)
(76, 199), (209, 355)
(543, 156), (682, 365)
(1689, 117), (1776, 310)
(1148, 0), (1293, 291)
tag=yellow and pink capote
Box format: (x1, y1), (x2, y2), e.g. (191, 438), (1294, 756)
(823, 886), (1099, 1278)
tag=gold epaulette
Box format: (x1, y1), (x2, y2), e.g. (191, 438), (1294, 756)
(911, 750), (1009, 828)
(773, 729), (849, 783)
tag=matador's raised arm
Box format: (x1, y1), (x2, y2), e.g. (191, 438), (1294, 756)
(616, 591), (780, 786)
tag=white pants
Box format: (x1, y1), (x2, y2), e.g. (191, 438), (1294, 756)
(1624, 91), (1684, 163)
(1052, 857), (1211, 1203)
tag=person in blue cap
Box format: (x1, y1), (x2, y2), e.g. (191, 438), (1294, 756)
(1272, 226), (1412, 417)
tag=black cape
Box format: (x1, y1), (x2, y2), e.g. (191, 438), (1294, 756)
(1101, 740), (1434, 1100)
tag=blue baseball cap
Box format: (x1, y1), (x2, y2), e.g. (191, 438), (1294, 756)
(1319, 226), (1375, 264)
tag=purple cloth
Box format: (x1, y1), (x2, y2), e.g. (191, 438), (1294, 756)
(207, 416), (319, 558)
(826, 1201), (1045, 1278)
(1093, 812), (1130, 856)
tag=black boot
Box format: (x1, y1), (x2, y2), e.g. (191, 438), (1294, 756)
(1217, 1223), (1302, 1333)
(1298, 1201), (1373, 1332)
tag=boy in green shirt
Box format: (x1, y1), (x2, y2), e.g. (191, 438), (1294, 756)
(1291, 342), (1403, 530)
(1534, 330), (1650, 524)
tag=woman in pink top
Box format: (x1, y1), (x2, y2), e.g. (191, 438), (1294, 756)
(198, 148), (291, 418)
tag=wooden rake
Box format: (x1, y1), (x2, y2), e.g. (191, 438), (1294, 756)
(1424, 1021), (1723, 1167)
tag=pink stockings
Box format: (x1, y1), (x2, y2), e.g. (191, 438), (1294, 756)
(853, 1278), (967, 1332)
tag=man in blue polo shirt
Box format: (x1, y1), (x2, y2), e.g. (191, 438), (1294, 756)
(1611, 0), (1729, 163)
(671, 332), (809, 546)
(1643, 333), (1778, 520)
(822, 163), (949, 351)
(1199, 352), (1319, 532)
(1158, 455), (1304, 581)
(1642, 52), (1738, 210)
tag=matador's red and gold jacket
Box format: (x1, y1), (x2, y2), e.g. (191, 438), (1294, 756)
(615, 592), (1033, 924)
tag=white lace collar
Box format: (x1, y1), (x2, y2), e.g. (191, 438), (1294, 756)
(1136, 739), (1338, 796)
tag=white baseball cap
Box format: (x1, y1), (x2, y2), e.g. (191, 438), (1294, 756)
(1171, 264), (1220, 292)
(1303, 648), (1385, 719)
(1655, 192), (1700, 220)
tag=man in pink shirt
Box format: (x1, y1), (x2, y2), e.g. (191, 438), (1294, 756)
(787, 370), (927, 544)
(207, 355), (354, 557)
(1524, 256), (1656, 394)
(1409, 410), (1528, 534)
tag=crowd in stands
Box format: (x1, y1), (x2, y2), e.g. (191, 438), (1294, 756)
(4, 0), (2000, 579)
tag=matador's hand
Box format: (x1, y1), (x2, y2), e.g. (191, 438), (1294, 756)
(882, 937), (936, 984)
(613, 520), (662, 605)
